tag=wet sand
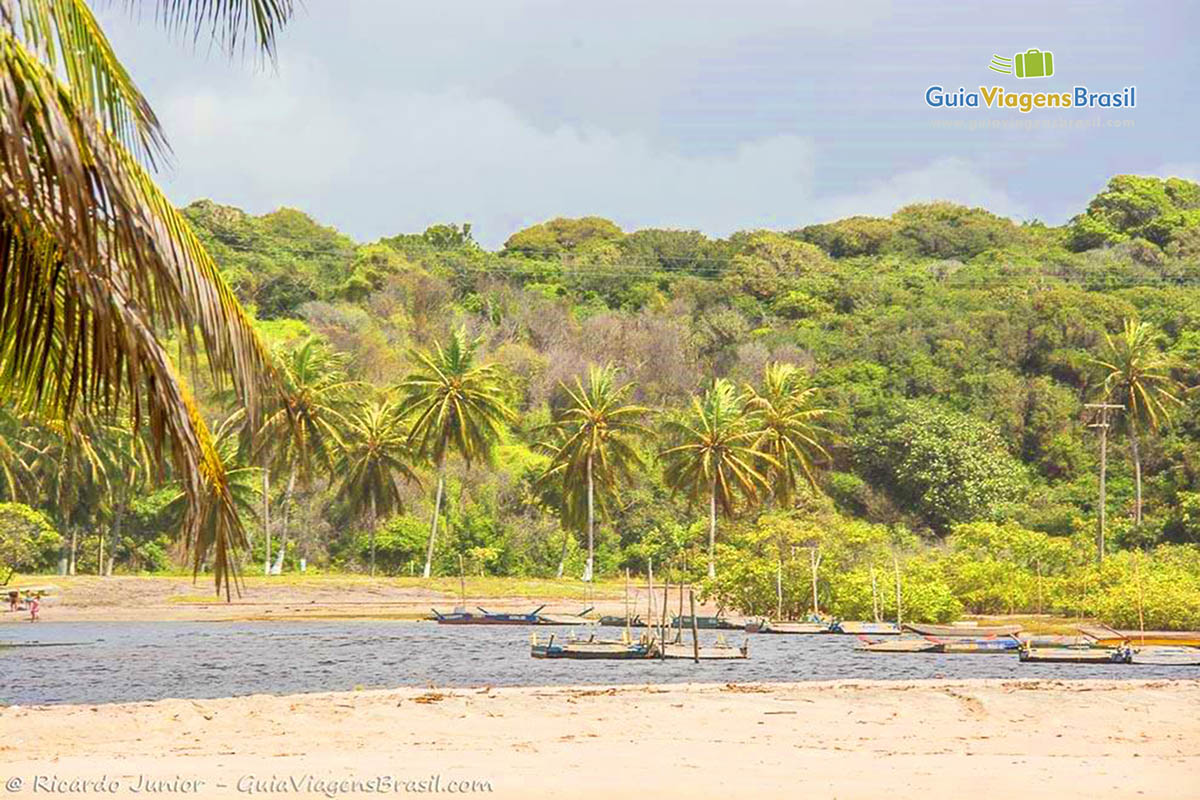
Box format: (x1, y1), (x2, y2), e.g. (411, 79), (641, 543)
(2, 680), (1197, 799)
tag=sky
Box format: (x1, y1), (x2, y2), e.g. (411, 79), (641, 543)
(97, 1), (1200, 249)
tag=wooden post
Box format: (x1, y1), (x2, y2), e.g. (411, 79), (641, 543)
(892, 551), (903, 628)
(809, 547), (821, 617)
(677, 580), (685, 644)
(1087, 403), (1123, 565)
(647, 559), (656, 639)
(624, 568), (631, 638)
(776, 558), (783, 621)
(458, 553), (466, 608)
(661, 573), (670, 648)
(870, 565), (880, 623)
(690, 586), (701, 663)
(1035, 560), (1043, 615)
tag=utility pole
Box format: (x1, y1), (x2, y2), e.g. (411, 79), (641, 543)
(1086, 403), (1124, 565)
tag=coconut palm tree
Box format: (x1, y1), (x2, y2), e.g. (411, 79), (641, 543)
(538, 365), (650, 582)
(1091, 318), (1184, 525)
(0, 1), (292, 597)
(744, 363), (833, 505)
(334, 400), (419, 576)
(256, 338), (353, 574)
(660, 379), (772, 578)
(399, 328), (513, 578)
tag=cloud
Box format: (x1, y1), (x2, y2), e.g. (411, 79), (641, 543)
(157, 55), (1025, 246)
(820, 157), (1030, 222)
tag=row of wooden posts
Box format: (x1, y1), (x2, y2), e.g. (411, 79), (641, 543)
(631, 562), (702, 662)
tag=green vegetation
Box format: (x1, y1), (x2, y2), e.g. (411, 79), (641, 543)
(3, 173), (1200, 628)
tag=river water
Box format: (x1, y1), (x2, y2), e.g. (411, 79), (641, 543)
(4, 620), (1198, 706)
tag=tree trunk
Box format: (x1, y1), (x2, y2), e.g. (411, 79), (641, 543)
(1130, 423), (1143, 525)
(262, 463), (272, 576)
(272, 466), (296, 575)
(583, 453), (595, 583)
(423, 468), (445, 579)
(707, 477), (717, 579)
(369, 492), (378, 577)
(68, 527), (77, 575)
(106, 503), (122, 577)
(556, 527), (569, 580)
(97, 530), (104, 576)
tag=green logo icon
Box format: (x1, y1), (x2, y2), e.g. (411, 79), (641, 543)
(989, 49), (1054, 78)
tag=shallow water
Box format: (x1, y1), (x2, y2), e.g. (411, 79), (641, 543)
(4, 620), (1198, 706)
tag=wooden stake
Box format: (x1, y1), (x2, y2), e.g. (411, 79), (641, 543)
(809, 547), (822, 617)
(892, 551), (903, 628)
(677, 580), (685, 644)
(870, 565), (880, 623)
(690, 586), (700, 663)
(776, 558), (783, 621)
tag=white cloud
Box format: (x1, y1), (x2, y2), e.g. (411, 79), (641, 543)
(157, 56), (1025, 246)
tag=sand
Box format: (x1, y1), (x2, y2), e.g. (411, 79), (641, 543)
(0, 575), (636, 623)
(2, 680), (1198, 799)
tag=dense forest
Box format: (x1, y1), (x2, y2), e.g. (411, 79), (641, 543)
(3, 174), (1199, 626)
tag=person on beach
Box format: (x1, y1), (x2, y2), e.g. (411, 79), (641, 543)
(7, 590), (17, 612)
(28, 593), (39, 622)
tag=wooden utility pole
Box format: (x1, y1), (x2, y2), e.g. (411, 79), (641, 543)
(809, 547), (821, 616)
(1086, 403), (1124, 564)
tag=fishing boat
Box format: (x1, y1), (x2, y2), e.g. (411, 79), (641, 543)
(530, 632), (655, 660)
(1077, 626), (1200, 648)
(904, 622), (1023, 637)
(672, 615), (745, 630)
(660, 639), (749, 659)
(1130, 646), (1200, 666)
(857, 635), (940, 653)
(599, 614), (656, 627)
(746, 617), (831, 634)
(937, 636), (1020, 653)
(833, 621), (901, 635)
(432, 605), (595, 625)
(1019, 643), (1132, 664)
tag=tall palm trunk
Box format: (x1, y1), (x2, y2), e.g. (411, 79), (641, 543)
(1130, 423), (1143, 525)
(369, 492), (378, 577)
(262, 462), (272, 576)
(423, 467), (445, 579)
(68, 525), (77, 576)
(708, 476), (717, 579)
(583, 452), (595, 583)
(556, 527), (569, 579)
(271, 466), (296, 575)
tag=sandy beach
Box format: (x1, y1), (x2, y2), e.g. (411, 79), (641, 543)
(2, 680), (1197, 799)
(0, 575), (635, 623)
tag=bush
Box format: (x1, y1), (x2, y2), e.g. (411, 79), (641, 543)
(0, 503), (62, 575)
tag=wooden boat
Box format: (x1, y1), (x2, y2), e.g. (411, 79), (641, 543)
(1130, 646), (1200, 666)
(1078, 626), (1200, 648)
(530, 633), (655, 660)
(660, 640), (749, 660)
(672, 615), (745, 630)
(1019, 644), (1132, 664)
(857, 636), (940, 653)
(433, 605), (596, 626)
(746, 618), (831, 634)
(535, 612), (598, 626)
(599, 614), (656, 627)
(904, 622), (1023, 637)
(834, 621), (901, 635)
(938, 636), (1020, 653)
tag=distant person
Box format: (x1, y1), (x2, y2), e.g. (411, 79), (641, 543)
(7, 590), (17, 612)
(28, 593), (39, 622)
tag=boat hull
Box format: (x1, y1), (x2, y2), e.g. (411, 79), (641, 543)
(834, 621), (902, 635)
(905, 623), (1023, 637)
(1020, 646), (1131, 664)
(660, 642), (749, 660)
(531, 642), (654, 660)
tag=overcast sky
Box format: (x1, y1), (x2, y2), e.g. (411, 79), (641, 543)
(97, 1), (1199, 248)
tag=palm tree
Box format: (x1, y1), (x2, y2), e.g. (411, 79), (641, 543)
(334, 400), (419, 576)
(0, 2), (292, 598)
(744, 363), (833, 505)
(1091, 318), (1184, 525)
(538, 365), (650, 582)
(661, 380), (772, 578)
(256, 338), (353, 574)
(399, 328), (513, 578)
